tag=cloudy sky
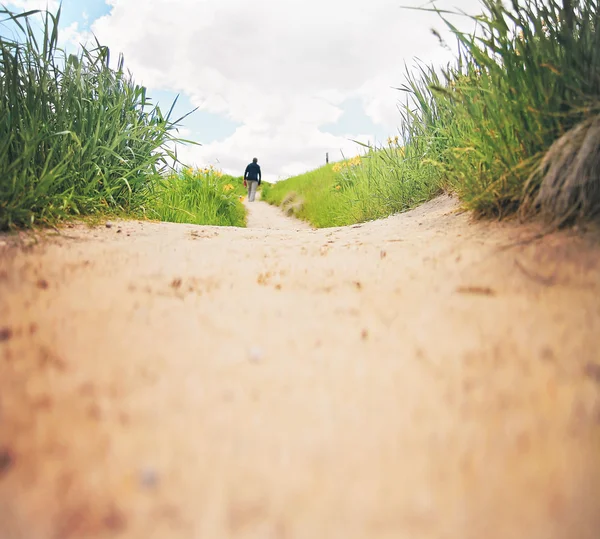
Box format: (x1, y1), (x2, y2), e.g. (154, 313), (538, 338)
(6, 0), (483, 181)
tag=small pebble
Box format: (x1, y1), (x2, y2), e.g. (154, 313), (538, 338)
(0, 327), (12, 342)
(105, 222), (113, 229)
(103, 507), (127, 531)
(171, 278), (182, 289)
(248, 347), (264, 364)
(0, 447), (14, 475)
(36, 279), (49, 290)
(139, 467), (159, 489)
(584, 362), (600, 384)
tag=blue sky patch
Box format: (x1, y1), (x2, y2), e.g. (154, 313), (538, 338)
(149, 90), (241, 144)
(322, 97), (389, 142)
(56, 0), (111, 29)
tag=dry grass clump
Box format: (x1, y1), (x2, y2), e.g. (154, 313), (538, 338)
(523, 113), (600, 227)
(281, 192), (305, 217)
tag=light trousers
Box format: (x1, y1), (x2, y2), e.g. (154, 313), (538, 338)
(247, 180), (258, 202)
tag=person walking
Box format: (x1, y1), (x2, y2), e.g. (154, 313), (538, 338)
(244, 157), (261, 202)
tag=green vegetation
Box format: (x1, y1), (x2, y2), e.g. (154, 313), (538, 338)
(257, 180), (272, 197)
(149, 167), (246, 227)
(415, 0), (599, 225)
(0, 7), (247, 230)
(0, 8), (183, 229)
(262, 147), (443, 227)
(3, 1), (597, 232)
(267, 0), (599, 228)
(262, 164), (351, 227)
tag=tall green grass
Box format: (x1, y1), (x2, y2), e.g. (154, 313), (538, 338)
(0, 7), (190, 230)
(337, 142), (444, 223)
(148, 168), (246, 227)
(262, 164), (351, 227)
(407, 0), (600, 221)
(267, 0), (599, 227)
(262, 149), (442, 227)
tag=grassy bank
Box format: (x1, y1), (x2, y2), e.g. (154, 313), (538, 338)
(261, 164), (351, 227)
(416, 0), (599, 225)
(266, 0), (599, 228)
(148, 167), (247, 227)
(0, 8), (247, 230)
(262, 145), (443, 227)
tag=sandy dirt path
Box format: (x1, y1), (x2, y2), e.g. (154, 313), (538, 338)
(244, 195), (312, 230)
(1, 195), (599, 539)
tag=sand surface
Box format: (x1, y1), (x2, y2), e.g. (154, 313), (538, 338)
(1, 195), (599, 539)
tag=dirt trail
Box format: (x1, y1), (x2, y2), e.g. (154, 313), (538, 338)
(1, 195), (599, 539)
(244, 195), (312, 230)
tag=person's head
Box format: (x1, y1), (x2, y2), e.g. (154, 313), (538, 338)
(252, 157), (258, 164)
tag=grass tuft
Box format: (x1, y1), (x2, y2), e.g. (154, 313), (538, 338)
(524, 113), (600, 226)
(280, 191), (305, 217)
(147, 168), (247, 227)
(0, 7), (192, 230)
(406, 0), (600, 222)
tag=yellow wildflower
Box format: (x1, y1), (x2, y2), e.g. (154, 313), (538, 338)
(349, 156), (361, 167)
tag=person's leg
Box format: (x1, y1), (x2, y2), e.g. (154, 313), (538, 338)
(247, 181), (253, 201)
(249, 181), (257, 202)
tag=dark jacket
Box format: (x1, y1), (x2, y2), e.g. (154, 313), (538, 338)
(244, 162), (261, 182)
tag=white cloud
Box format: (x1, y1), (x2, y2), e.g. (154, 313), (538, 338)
(59, 21), (94, 52)
(175, 125), (374, 181)
(87, 0), (482, 181)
